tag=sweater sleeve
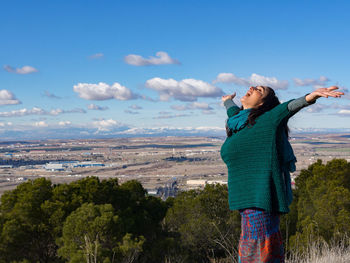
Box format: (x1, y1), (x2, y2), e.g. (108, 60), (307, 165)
(287, 95), (316, 113)
(224, 99), (240, 117)
(267, 95), (315, 125)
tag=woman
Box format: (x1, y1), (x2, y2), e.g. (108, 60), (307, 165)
(220, 86), (343, 263)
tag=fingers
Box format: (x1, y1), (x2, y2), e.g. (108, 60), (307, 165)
(316, 92), (334, 98)
(314, 92), (329, 98)
(324, 86), (345, 96)
(328, 86), (339, 90)
(221, 95), (232, 102)
(315, 90), (344, 98)
(222, 93), (237, 101)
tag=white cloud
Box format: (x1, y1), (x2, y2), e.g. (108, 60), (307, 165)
(58, 121), (72, 126)
(195, 126), (225, 132)
(189, 102), (213, 110)
(73, 82), (137, 101)
(293, 76), (329, 87)
(338, 110), (350, 116)
(4, 65), (38, 74)
(171, 105), (188, 111)
(124, 110), (139, 115)
(153, 113), (190, 119)
(159, 111), (171, 115)
(305, 102), (350, 113)
(49, 109), (64, 115)
(89, 53), (104, 59)
(202, 110), (215, 115)
(171, 102), (214, 112)
(124, 51), (179, 66)
(114, 126), (225, 136)
(214, 73), (289, 90)
(50, 108), (86, 115)
(0, 107), (86, 117)
(34, 121), (48, 127)
(140, 95), (157, 102)
(87, 104), (109, 111)
(330, 103), (350, 110)
(0, 90), (21, 105)
(339, 87), (350, 100)
(129, 104), (142, 110)
(92, 119), (120, 131)
(306, 104), (327, 113)
(0, 122), (11, 127)
(44, 91), (62, 99)
(0, 107), (45, 117)
(146, 78), (223, 101)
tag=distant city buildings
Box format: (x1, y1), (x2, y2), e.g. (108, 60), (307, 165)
(43, 161), (105, 171)
(151, 178), (179, 200)
(186, 179), (227, 189)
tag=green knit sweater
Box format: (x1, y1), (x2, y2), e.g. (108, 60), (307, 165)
(220, 98), (310, 213)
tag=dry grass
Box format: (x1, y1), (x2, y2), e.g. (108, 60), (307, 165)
(207, 237), (350, 263)
(286, 238), (350, 263)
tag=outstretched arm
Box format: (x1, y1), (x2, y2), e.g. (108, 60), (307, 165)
(269, 86), (344, 126)
(305, 86), (344, 103)
(222, 93), (240, 117)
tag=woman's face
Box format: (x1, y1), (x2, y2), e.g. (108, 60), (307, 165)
(240, 86), (268, 109)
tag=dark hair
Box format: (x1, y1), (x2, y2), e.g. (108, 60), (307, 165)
(226, 86), (289, 137)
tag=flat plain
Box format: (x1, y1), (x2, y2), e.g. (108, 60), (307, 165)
(1, 133), (350, 197)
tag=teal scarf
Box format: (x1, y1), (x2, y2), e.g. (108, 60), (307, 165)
(226, 109), (251, 133)
(227, 109), (296, 205)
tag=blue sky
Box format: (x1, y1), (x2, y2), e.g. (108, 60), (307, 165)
(1, 0), (350, 139)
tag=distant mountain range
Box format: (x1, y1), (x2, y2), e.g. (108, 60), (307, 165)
(1, 126), (350, 141)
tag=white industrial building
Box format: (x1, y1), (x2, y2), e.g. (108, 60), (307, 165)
(44, 163), (64, 171)
(43, 161), (105, 171)
(186, 179), (227, 189)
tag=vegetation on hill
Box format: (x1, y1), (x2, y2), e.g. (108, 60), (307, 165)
(0, 158), (349, 262)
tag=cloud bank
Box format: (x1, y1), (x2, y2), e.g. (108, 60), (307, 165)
(146, 78), (223, 101)
(214, 73), (289, 90)
(153, 113), (190, 119)
(338, 110), (350, 116)
(0, 107), (86, 117)
(171, 102), (214, 114)
(293, 76), (329, 87)
(124, 51), (179, 66)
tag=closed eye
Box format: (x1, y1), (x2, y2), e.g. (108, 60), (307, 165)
(256, 86), (265, 94)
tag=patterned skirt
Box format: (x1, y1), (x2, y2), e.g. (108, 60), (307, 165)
(238, 209), (284, 263)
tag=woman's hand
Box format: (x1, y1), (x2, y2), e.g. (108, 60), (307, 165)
(222, 92), (236, 102)
(305, 86), (344, 103)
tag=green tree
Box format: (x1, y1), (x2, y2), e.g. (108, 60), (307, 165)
(115, 234), (145, 263)
(0, 177), (170, 263)
(0, 178), (58, 263)
(41, 177), (120, 239)
(289, 159), (350, 252)
(164, 184), (241, 262)
(57, 202), (144, 263)
(114, 180), (169, 263)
